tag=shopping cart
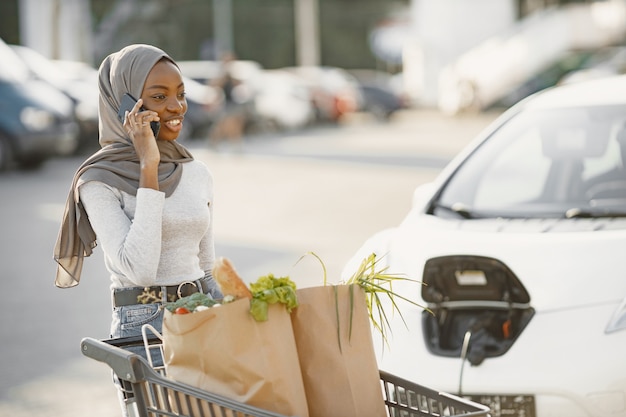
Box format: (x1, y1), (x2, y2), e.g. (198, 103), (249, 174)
(81, 326), (491, 417)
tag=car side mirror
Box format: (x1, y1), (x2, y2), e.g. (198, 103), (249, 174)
(412, 182), (436, 211)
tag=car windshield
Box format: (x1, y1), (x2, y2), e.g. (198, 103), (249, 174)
(433, 104), (626, 219)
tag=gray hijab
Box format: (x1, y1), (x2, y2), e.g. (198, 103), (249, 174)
(53, 44), (193, 288)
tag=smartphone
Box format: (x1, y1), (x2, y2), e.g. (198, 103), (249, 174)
(117, 93), (161, 138)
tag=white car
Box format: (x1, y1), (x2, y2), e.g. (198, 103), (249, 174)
(342, 75), (626, 417)
(251, 69), (315, 130)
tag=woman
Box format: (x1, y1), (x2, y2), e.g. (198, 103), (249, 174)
(53, 43), (222, 346)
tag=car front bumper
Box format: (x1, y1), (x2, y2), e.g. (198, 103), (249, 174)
(375, 301), (626, 417)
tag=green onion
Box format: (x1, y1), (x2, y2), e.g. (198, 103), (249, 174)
(344, 252), (431, 346)
(298, 251), (430, 349)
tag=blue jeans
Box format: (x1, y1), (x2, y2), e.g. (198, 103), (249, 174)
(111, 302), (163, 337)
(110, 302), (164, 365)
(110, 276), (223, 362)
(110, 276), (223, 414)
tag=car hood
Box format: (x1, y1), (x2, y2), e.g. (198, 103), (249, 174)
(384, 214), (626, 312)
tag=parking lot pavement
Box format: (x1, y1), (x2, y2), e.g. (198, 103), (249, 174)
(0, 108), (502, 417)
(0, 361), (120, 417)
(211, 108), (503, 164)
(336, 108), (501, 157)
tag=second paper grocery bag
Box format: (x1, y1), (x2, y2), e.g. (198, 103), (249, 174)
(291, 284), (386, 417)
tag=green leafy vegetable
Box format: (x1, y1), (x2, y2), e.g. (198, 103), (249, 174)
(164, 292), (220, 313)
(249, 274), (298, 321)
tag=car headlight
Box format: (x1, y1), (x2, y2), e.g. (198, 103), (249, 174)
(20, 106), (54, 131)
(606, 297), (626, 333)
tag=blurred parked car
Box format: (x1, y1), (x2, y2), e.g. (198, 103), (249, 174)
(177, 76), (221, 141)
(285, 66), (363, 123)
(0, 40), (79, 170)
(558, 46), (626, 85)
(178, 59), (261, 135)
(349, 69), (408, 121)
(487, 49), (596, 110)
(490, 47), (626, 111)
(342, 75), (626, 417)
(10, 44), (98, 151)
(249, 69), (315, 131)
(177, 59), (262, 86)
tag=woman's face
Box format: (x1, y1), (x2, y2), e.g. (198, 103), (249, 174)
(141, 59), (188, 141)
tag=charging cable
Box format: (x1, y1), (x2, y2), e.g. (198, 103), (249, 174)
(458, 329), (472, 396)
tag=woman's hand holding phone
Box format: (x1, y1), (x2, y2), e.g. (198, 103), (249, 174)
(120, 96), (161, 190)
(118, 93), (161, 137)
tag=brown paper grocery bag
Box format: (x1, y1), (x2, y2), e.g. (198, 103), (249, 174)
(291, 285), (386, 417)
(162, 297), (309, 417)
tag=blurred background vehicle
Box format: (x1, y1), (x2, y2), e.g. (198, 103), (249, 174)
(284, 66), (364, 124)
(436, 2), (626, 115)
(342, 74), (626, 417)
(177, 76), (221, 141)
(0, 38), (79, 170)
(558, 46), (626, 85)
(176, 60), (222, 85)
(10, 44), (99, 152)
(489, 46), (626, 110)
(179, 60), (402, 133)
(486, 49), (599, 110)
(178, 59), (262, 137)
(177, 59), (263, 86)
(249, 69), (315, 131)
(348, 69), (408, 121)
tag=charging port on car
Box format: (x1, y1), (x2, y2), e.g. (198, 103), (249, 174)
(421, 255), (535, 365)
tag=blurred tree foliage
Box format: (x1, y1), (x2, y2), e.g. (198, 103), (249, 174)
(90, 0), (404, 69)
(0, 0), (20, 44)
(233, 0), (297, 67)
(1, 0), (600, 69)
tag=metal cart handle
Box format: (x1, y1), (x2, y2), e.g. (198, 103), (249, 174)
(81, 336), (293, 417)
(81, 337), (148, 384)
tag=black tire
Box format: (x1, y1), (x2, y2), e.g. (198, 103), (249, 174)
(19, 155), (46, 170)
(0, 135), (14, 171)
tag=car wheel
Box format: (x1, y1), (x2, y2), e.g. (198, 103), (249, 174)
(0, 135), (14, 171)
(19, 155), (46, 170)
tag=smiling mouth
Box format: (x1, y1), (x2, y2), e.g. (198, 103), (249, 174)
(166, 119), (182, 126)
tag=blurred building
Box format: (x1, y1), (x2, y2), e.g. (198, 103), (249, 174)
(403, 0), (626, 111)
(18, 0), (94, 64)
(404, 0), (516, 108)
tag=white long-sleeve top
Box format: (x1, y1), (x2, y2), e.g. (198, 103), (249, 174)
(78, 160), (215, 290)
